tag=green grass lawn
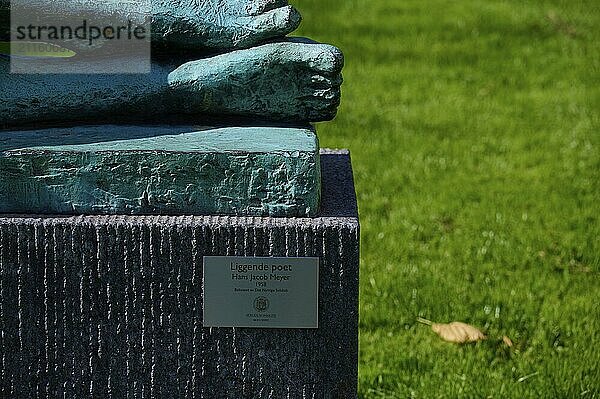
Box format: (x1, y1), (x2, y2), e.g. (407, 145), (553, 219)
(295, 0), (599, 397)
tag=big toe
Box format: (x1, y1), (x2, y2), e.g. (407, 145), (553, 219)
(246, 0), (290, 16)
(263, 40), (345, 75)
(245, 6), (302, 40)
(299, 44), (345, 74)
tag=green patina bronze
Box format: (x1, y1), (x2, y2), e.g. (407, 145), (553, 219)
(0, 40), (344, 127)
(0, 1), (345, 217)
(2, 0), (302, 51)
(0, 125), (321, 216)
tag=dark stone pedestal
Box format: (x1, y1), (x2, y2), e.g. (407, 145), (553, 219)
(0, 150), (359, 398)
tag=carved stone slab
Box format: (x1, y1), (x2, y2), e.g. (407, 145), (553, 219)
(0, 125), (321, 217)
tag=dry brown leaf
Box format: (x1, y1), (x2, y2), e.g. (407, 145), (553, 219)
(417, 318), (486, 344)
(503, 335), (514, 347)
(432, 322), (486, 343)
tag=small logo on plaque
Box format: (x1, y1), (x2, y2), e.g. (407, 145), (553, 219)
(254, 296), (270, 312)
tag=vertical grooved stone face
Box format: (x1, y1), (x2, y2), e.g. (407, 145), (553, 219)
(0, 151), (359, 398)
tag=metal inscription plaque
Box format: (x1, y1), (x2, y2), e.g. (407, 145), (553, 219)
(203, 257), (319, 328)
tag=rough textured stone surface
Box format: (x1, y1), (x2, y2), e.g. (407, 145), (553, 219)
(0, 125), (321, 217)
(0, 150), (359, 398)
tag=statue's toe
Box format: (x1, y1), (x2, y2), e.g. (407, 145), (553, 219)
(246, 0), (290, 16)
(242, 6), (301, 44)
(310, 74), (344, 90)
(313, 87), (342, 109)
(297, 83), (342, 122)
(305, 99), (340, 121)
(302, 44), (345, 74)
